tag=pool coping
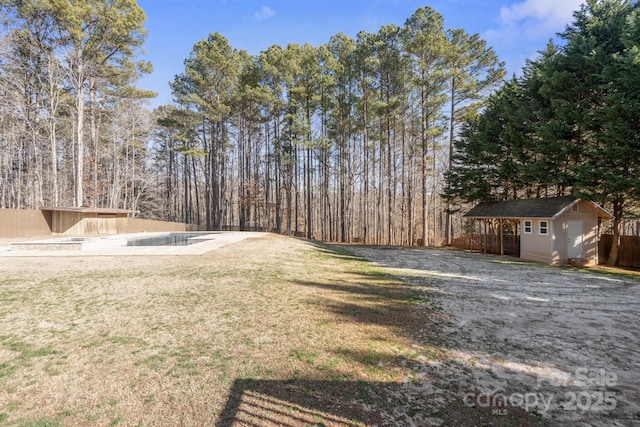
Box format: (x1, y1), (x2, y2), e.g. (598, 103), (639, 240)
(0, 232), (267, 257)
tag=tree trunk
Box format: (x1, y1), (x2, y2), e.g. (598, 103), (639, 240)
(89, 77), (98, 207)
(75, 76), (85, 207)
(445, 76), (455, 245)
(203, 117), (211, 230)
(607, 197), (624, 267)
(421, 84), (429, 247)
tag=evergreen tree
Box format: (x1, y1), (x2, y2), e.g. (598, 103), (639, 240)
(444, 28), (506, 242)
(402, 6), (450, 246)
(541, 0), (639, 265)
(446, 0), (640, 265)
(171, 32), (243, 228)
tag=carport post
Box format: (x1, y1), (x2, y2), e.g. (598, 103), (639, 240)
(500, 219), (504, 256)
(483, 219), (488, 254)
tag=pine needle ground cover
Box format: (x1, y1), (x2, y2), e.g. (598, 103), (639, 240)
(0, 234), (540, 426)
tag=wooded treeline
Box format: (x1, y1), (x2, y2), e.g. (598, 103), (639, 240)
(0, 0), (154, 211)
(150, 7), (505, 245)
(0, 2), (505, 245)
(444, 0), (640, 264)
(3, 0), (636, 254)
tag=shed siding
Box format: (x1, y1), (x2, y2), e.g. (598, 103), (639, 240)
(520, 200), (600, 266)
(552, 219), (566, 263)
(553, 200), (601, 265)
(521, 219), (554, 263)
(555, 212), (599, 266)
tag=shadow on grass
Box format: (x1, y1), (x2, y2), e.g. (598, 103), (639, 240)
(296, 242), (438, 333)
(292, 242), (640, 426)
(215, 243), (544, 427)
(216, 379), (383, 426)
(294, 279), (412, 305)
(216, 378), (541, 427)
(306, 240), (372, 263)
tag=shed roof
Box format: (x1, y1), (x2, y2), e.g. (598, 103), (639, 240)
(463, 196), (612, 220)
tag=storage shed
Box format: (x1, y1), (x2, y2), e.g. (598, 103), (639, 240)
(41, 207), (137, 236)
(464, 196), (612, 266)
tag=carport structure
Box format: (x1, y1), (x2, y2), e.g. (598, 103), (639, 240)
(464, 196), (612, 266)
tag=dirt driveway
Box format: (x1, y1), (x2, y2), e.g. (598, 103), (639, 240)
(346, 246), (640, 427)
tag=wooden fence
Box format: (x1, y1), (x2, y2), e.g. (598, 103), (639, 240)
(0, 209), (52, 237)
(599, 234), (640, 269)
(126, 217), (189, 233)
(451, 233), (520, 256)
(453, 233), (638, 269)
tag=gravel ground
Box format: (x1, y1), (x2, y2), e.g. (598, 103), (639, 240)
(346, 246), (640, 427)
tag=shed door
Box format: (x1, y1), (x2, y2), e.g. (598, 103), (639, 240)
(567, 220), (584, 259)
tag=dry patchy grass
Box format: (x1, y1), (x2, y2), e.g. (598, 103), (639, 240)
(0, 235), (419, 426)
(0, 235), (541, 427)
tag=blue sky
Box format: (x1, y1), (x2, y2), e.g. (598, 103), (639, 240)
(136, 0), (586, 108)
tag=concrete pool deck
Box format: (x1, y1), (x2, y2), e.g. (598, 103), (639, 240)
(0, 232), (267, 257)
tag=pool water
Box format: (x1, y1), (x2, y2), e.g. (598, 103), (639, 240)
(127, 232), (213, 247)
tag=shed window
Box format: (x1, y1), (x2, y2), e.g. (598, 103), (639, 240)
(539, 220), (549, 236)
(524, 220), (532, 234)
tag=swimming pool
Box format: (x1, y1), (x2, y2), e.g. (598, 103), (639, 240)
(5, 232), (265, 256)
(126, 232), (215, 247)
(10, 232), (216, 251)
